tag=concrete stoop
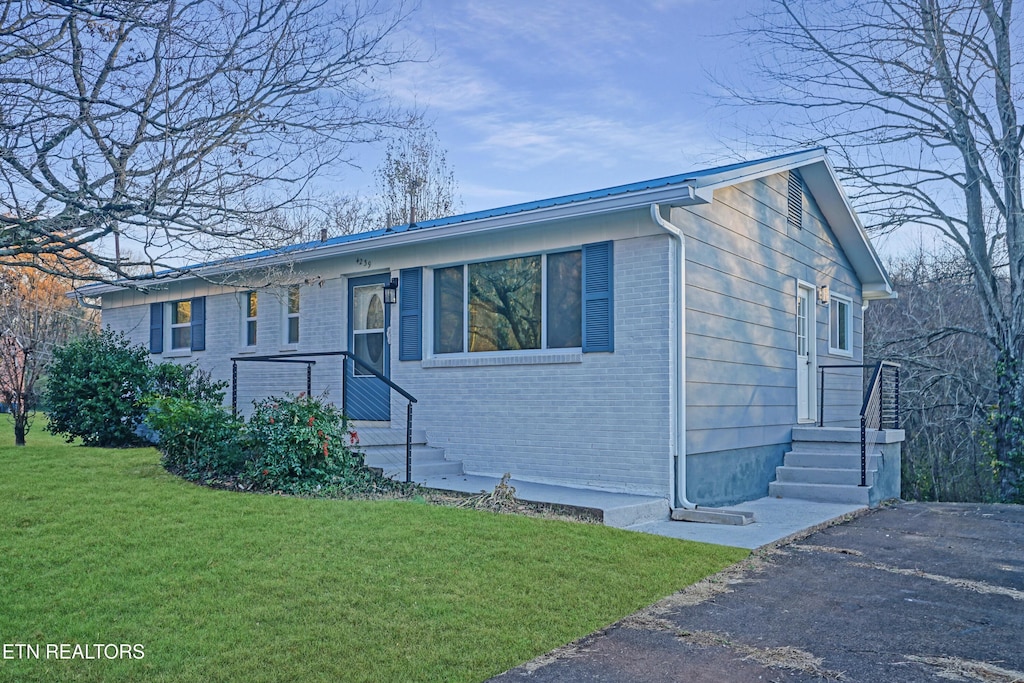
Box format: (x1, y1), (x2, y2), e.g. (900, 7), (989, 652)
(353, 427), (464, 481)
(768, 427), (904, 506)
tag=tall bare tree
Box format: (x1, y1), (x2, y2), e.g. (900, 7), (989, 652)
(0, 0), (414, 283)
(741, 0), (1024, 502)
(374, 127), (460, 228)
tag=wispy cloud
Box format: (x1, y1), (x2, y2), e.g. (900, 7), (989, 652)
(468, 110), (717, 172)
(375, 0), (756, 211)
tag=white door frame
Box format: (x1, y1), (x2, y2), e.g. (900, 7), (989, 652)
(796, 280), (817, 423)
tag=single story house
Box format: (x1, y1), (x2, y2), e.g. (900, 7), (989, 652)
(83, 148), (902, 513)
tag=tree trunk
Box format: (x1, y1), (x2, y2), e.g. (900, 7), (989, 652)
(993, 350), (1024, 502)
(13, 410), (26, 446)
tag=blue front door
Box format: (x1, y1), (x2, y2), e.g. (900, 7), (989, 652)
(345, 274), (391, 421)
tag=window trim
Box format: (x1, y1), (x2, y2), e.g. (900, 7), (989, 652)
(428, 249), (583, 357)
(829, 293), (854, 356)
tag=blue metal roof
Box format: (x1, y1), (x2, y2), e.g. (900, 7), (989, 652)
(91, 148), (824, 285)
(266, 148), (824, 258)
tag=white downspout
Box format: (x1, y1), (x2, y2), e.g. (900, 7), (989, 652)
(651, 203), (697, 511)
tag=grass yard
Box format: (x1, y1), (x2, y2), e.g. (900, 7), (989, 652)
(0, 423), (747, 682)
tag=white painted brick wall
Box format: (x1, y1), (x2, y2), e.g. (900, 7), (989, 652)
(102, 280), (347, 415)
(101, 234), (674, 497)
(390, 233), (672, 496)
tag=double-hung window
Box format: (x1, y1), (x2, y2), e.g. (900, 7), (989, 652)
(150, 297), (205, 354)
(170, 301), (192, 350)
(244, 291), (258, 347)
(829, 294), (853, 355)
(433, 251), (583, 354)
(285, 286), (300, 345)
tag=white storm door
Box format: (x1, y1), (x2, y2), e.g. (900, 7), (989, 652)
(796, 283), (816, 423)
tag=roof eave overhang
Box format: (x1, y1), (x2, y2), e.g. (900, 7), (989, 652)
(79, 148), (896, 301)
(77, 182), (712, 297)
(798, 158), (896, 300)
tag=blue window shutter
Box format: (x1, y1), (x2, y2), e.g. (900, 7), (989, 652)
(190, 297), (206, 351)
(149, 302), (163, 354)
(399, 268), (423, 361)
(582, 241), (614, 353)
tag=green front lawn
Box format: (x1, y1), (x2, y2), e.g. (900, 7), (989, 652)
(0, 424), (747, 682)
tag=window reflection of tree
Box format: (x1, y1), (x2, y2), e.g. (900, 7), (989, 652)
(470, 256), (541, 351)
(434, 267), (464, 353)
(546, 251), (581, 348)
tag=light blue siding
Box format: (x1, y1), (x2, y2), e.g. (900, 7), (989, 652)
(679, 173), (865, 503)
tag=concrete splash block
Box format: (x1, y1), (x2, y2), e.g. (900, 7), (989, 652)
(671, 508), (756, 526)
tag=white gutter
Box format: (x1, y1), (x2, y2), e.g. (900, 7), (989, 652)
(650, 203), (697, 511)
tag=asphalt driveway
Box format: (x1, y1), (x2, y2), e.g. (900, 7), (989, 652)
(492, 502), (1024, 682)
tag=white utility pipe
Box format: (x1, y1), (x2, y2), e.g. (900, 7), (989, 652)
(650, 203), (697, 511)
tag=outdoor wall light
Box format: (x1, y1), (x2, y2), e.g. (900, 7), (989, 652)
(818, 284), (830, 305)
(383, 277), (399, 304)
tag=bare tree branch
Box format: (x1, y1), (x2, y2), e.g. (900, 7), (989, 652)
(0, 0), (418, 284)
(737, 0), (1024, 501)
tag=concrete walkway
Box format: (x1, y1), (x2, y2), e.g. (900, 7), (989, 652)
(627, 497), (866, 549)
(418, 473), (668, 528)
(418, 472), (866, 549)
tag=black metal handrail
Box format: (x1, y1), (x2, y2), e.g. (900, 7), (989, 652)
(340, 351), (417, 484)
(340, 351), (417, 403)
(818, 361), (900, 487)
(229, 350), (418, 483)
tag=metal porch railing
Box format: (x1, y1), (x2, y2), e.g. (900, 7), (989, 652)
(818, 361), (901, 487)
(229, 350), (418, 483)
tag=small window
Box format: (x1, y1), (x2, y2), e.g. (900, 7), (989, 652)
(829, 295), (853, 355)
(170, 300), (192, 350)
(286, 286), (300, 344)
(244, 291), (258, 346)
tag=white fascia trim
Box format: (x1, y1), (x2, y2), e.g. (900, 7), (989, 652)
(799, 160), (895, 299)
(687, 147), (828, 194)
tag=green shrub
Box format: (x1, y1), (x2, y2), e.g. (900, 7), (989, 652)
(145, 396), (247, 480)
(46, 328), (232, 449)
(149, 362), (227, 404)
(246, 393), (401, 495)
(45, 329), (153, 447)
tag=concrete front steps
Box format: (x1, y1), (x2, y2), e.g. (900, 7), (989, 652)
(352, 426), (464, 481)
(768, 426), (904, 507)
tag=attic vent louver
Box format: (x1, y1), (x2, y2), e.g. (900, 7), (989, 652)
(788, 170), (803, 229)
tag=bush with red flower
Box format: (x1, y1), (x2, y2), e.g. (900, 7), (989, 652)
(245, 392), (400, 495)
(149, 390), (408, 496)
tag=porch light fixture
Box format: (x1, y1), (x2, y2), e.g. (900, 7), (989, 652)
(817, 285), (830, 305)
(383, 277), (399, 304)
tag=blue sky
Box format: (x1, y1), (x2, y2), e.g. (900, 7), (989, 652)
(344, 1), (761, 207)
(334, 0), (916, 258)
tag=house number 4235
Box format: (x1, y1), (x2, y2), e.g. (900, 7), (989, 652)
(355, 257), (372, 269)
